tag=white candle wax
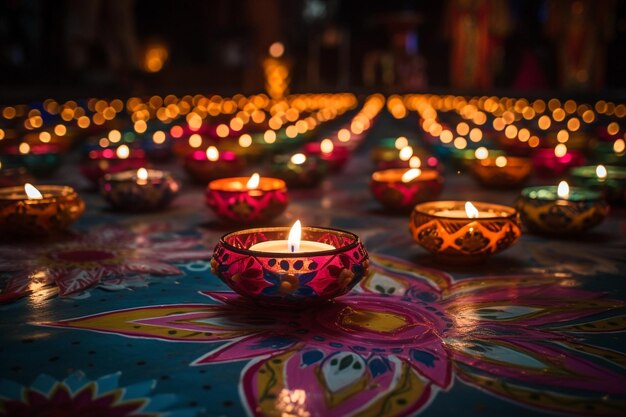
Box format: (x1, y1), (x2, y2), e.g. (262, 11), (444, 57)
(248, 240), (335, 253)
(434, 210), (498, 219)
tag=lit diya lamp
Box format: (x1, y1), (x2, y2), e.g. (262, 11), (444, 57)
(451, 146), (505, 170)
(370, 157), (443, 211)
(100, 167), (180, 211)
(184, 146), (245, 183)
(591, 138), (625, 166)
(370, 136), (418, 165)
(410, 200), (521, 264)
(571, 164), (626, 202)
(206, 173), (288, 223)
(80, 145), (147, 186)
(532, 144), (585, 178)
(471, 153), (532, 188)
(516, 181), (608, 235)
(4, 142), (63, 177)
(211, 220), (369, 306)
(302, 139), (349, 172)
(0, 183), (85, 237)
(270, 152), (328, 188)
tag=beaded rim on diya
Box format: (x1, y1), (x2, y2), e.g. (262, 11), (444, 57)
(211, 226), (369, 307)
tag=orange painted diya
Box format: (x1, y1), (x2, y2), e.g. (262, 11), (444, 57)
(370, 168), (443, 211)
(410, 200), (521, 264)
(471, 156), (532, 188)
(0, 184), (84, 237)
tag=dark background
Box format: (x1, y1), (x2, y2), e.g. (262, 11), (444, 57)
(0, 0), (625, 102)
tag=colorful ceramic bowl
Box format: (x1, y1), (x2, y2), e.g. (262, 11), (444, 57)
(410, 201), (521, 264)
(0, 185), (85, 237)
(206, 176), (288, 223)
(570, 165), (626, 203)
(370, 168), (443, 211)
(516, 186), (608, 235)
(100, 169), (180, 211)
(211, 226), (369, 306)
(471, 156), (532, 188)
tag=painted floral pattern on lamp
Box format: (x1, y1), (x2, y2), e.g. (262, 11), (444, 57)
(0, 225), (212, 302)
(41, 255), (626, 417)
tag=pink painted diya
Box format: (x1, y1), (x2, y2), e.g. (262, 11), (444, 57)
(532, 146), (585, 178)
(211, 223), (369, 306)
(101, 168), (180, 211)
(80, 145), (147, 186)
(206, 173), (288, 223)
(370, 168), (443, 211)
(302, 139), (349, 172)
(184, 146), (244, 183)
(0, 184), (85, 237)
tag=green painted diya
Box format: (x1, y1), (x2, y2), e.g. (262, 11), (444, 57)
(516, 184), (608, 235)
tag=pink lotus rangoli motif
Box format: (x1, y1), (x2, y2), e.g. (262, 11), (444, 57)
(41, 254), (626, 417)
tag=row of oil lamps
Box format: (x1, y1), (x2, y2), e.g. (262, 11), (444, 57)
(1, 94), (624, 306)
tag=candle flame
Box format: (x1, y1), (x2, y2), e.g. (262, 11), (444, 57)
(399, 146), (413, 161)
(206, 146), (219, 161)
(137, 168), (149, 180)
(320, 139), (334, 154)
(24, 183), (43, 199)
(290, 153), (306, 165)
(394, 136), (408, 150)
(401, 168), (422, 183)
(557, 181), (570, 199)
(554, 144), (567, 158)
(474, 147), (488, 160)
(288, 220), (301, 253)
(596, 165), (607, 179)
(495, 156), (508, 167)
(116, 145), (130, 159)
(246, 173), (260, 189)
(465, 201), (479, 219)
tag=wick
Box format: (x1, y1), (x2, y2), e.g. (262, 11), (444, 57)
(290, 244), (295, 253)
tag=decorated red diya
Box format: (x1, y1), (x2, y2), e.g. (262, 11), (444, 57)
(370, 168), (443, 211)
(101, 168), (180, 211)
(81, 145), (147, 186)
(211, 221), (369, 306)
(410, 200), (521, 264)
(269, 153), (328, 188)
(302, 139), (349, 172)
(0, 183), (85, 237)
(532, 146), (585, 178)
(206, 173), (288, 223)
(471, 155), (532, 188)
(184, 146), (245, 183)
